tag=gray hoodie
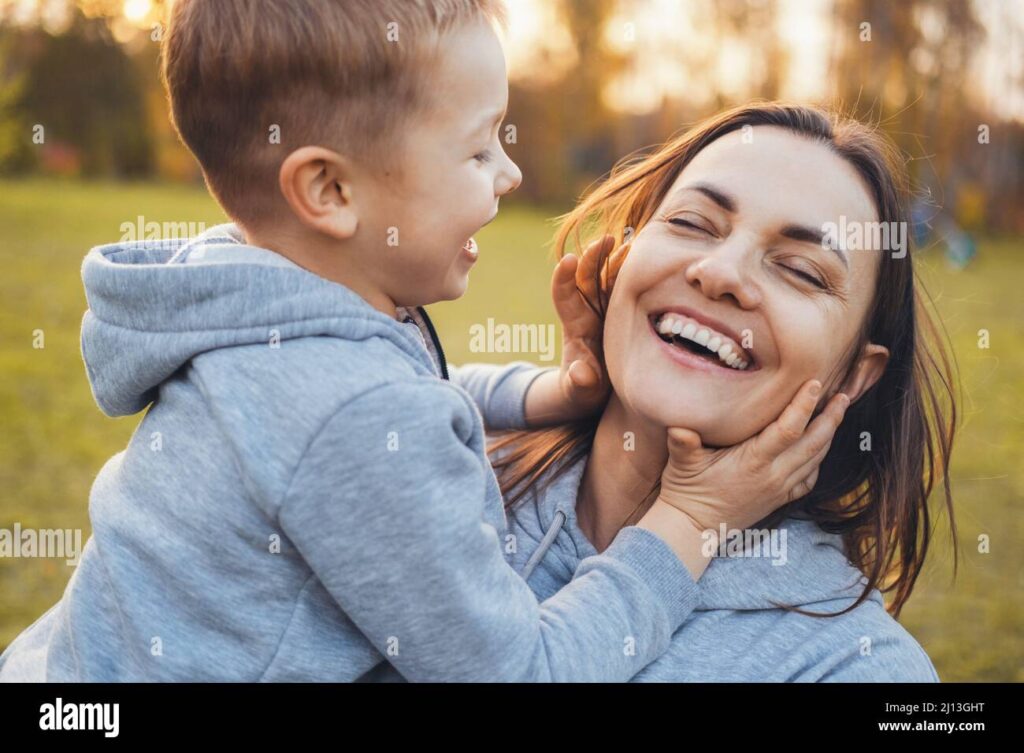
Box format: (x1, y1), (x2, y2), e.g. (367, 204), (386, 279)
(506, 452), (941, 681)
(0, 223), (698, 682)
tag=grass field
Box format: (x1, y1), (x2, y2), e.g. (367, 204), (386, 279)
(1, 177), (1021, 681)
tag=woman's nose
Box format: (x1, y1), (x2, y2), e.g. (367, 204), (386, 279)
(684, 242), (761, 309)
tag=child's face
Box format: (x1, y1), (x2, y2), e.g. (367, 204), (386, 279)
(362, 18), (521, 307)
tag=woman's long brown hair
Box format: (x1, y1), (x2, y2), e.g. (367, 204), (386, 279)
(491, 102), (959, 619)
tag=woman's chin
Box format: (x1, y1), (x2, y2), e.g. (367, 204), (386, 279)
(615, 375), (770, 447)
(639, 401), (759, 448)
(675, 426), (751, 449)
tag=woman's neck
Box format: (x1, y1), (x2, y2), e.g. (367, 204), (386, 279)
(577, 394), (669, 552)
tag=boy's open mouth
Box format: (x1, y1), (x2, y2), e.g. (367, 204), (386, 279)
(463, 237), (478, 260)
(649, 311), (756, 371)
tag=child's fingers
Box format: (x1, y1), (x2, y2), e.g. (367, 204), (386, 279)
(666, 427), (703, 464)
(566, 359), (599, 389)
(777, 392), (849, 476)
(551, 253), (578, 303)
(753, 379), (823, 461)
(775, 394), (849, 499)
(782, 431), (834, 497)
(785, 434), (833, 487)
(552, 254), (594, 328)
(603, 241), (630, 291)
(785, 467), (819, 503)
(576, 235), (615, 291)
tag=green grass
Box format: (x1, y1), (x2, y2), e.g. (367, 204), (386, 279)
(1, 177), (1021, 681)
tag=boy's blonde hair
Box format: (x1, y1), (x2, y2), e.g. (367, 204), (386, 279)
(162, 0), (506, 227)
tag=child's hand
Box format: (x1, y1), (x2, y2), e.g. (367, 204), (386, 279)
(656, 379), (850, 534)
(523, 236), (617, 426)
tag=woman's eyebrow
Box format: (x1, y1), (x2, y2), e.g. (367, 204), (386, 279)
(674, 182), (737, 213)
(673, 182), (850, 268)
(780, 224), (850, 268)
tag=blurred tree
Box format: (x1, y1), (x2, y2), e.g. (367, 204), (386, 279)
(0, 19), (37, 173)
(0, 37), (32, 172)
(1, 7), (154, 177)
(507, 0), (625, 206)
(707, 0), (787, 106)
(0, 0), (1017, 232)
(829, 0), (986, 208)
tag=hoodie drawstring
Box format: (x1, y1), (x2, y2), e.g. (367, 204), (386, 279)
(520, 510), (566, 581)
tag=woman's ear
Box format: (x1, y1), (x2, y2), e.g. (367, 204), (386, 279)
(839, 342), (889, 403)
(278, 146), (359, 240)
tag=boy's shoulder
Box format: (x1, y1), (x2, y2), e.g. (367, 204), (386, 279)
(172, 333), (480, 518)
(82, 221), (454, 422)
(191, 331), (466, 431)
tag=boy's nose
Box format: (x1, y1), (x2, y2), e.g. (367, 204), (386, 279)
(497, 157), (522, 196)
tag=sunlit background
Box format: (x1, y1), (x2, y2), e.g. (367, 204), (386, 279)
(1, 0), (1022, 223)
(1, 0), (1022, 682)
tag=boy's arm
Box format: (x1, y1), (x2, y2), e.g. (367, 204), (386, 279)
(278, 380), (699, 683)
(448, 238), (620, 432)
(448, 361), (556, 431)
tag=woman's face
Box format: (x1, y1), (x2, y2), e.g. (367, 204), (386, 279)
(604, 125), (886, 447)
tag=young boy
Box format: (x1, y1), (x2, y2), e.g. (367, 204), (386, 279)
(0, 0), (832, 682)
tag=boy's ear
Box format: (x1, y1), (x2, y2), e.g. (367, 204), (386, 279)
(838, 342), (889, 403)
(279, 146), (359, 239)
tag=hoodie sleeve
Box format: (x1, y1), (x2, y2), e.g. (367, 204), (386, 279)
(278, 378), (698, 682)
(448, 361), (556, 431)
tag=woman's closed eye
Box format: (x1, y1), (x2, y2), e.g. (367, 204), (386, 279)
(778, 260), (828, 289)
(668, 214), (717, 236)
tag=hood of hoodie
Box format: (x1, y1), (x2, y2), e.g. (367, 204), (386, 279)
(508, 452), (882, 612)
(80, 222), (443, 417)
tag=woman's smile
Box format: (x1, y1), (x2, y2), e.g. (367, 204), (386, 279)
(647, 312), (759, 376)
(649, 308), (757, 370)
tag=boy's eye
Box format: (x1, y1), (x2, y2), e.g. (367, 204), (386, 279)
(474, 150), (493, 164)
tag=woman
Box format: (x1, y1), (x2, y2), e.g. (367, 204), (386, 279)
(494, 102), (958, 681)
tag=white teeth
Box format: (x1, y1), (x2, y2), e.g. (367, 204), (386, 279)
(653, 312), (752, 371)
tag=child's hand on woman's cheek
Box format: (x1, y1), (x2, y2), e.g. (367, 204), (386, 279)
(655, 379), (851, 534)
(524, 235), (625, 426)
